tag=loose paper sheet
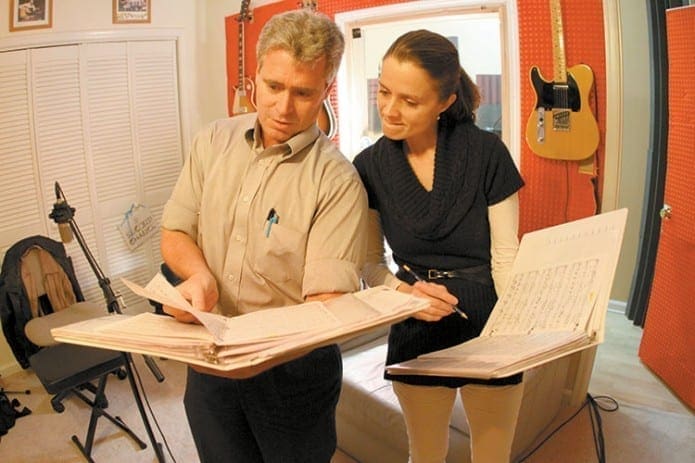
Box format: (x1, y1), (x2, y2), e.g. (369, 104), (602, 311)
(122, 275), (340, 344)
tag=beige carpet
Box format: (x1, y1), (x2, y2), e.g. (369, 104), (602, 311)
(1, 311), (693, 462)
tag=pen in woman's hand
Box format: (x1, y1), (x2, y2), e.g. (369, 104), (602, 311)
(402, 264), (468, 320)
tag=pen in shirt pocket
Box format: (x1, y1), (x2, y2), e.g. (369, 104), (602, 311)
(402, 264), (468, 319)
(265, 208), (279, 237)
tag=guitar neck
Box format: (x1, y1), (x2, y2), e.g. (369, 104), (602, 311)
(237, 19), (245, 92)
(550, 0), (567, 84)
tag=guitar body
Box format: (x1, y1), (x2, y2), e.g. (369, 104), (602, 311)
(525, 63), (599, 161)
(232, 77), (256, 115)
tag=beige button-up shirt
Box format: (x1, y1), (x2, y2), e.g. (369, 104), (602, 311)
(162, 114), (368, 315)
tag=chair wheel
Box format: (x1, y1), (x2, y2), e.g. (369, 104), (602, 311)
(116, 368), (127, 380)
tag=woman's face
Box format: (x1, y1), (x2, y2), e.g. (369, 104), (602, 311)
(377, 56), (455, 142)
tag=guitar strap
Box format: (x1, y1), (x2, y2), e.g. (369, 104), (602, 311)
(578, 153), (596, 176)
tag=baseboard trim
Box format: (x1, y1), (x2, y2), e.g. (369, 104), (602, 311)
(608, 299), (627, 314)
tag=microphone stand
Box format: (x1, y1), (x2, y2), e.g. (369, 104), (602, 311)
(49, 182), (166, 463)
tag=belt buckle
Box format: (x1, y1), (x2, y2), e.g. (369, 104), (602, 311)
(428, 269), (445, 279)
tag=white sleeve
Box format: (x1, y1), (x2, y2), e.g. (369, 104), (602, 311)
(361, 209), (402, 289)
(489, 194), (520, 296)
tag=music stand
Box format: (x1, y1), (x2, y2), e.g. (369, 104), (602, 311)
(49, 182), (166, 463)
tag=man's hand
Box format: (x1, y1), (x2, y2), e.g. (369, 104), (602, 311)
(163, 271), (219, 324)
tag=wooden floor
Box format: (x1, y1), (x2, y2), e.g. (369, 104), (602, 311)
(590, 310), (690, 415)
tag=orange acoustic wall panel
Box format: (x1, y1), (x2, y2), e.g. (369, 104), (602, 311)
(226, 0), (607, 235)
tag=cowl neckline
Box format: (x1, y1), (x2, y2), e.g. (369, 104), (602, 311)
(373, 122), (483, 240)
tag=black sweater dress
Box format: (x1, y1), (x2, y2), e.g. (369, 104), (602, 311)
(353, 121), (525, 388)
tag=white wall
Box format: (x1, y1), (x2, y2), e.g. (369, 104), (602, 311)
(0, 0), (238, 375)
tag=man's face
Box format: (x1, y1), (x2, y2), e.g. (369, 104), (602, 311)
(255, 49), (330, 147)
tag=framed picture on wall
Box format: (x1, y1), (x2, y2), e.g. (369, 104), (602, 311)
(9, 0), (53, 32)
(113, 0), (151, 24)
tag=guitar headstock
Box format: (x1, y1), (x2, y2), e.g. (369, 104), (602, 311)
(298, 1), (318, 12)
(239, 0), (253, 22)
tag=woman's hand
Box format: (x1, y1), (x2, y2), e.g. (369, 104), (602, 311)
(163, 271), (219, 324)
(399, 281), (460, 322)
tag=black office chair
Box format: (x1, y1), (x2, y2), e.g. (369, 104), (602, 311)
(0, 236), (146, 460)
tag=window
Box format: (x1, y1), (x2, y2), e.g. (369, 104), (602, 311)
(336, 1), (519, 162)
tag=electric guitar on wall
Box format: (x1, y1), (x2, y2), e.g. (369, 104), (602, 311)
(232, 0), (256, 115)
(300, 0), (337, 139)
(525, 0), (600, 161)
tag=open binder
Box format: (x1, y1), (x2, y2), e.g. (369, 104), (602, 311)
(52, 276), (428, 372)
(386, 208), (628, 379)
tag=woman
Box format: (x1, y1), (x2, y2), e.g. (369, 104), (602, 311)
(353, 30), (525, 463)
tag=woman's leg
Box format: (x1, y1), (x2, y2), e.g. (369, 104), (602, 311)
(460, 382), (525, 463)
(393, 381), (457, 463)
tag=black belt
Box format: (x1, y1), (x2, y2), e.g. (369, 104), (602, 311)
(402, 264), (492, 286)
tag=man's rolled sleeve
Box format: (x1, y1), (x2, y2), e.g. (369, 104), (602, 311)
(302, 174), (368, 297)
(161, 199), (199, 238)
(160, 125), (211, 238)
(303, 258), (361, 296)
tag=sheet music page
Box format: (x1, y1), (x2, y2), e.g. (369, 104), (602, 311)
(218, 303), (341, 345)
(122, 276), (342, 344)
(352, 286), (429, 315)
(420, 330), (586, 361)
(55, 280), (430, 371)
(389, 330), (589, 378)
(485, 257), (602, 335)
(122, 275), (229, 339)
(481, 210), (627, 338)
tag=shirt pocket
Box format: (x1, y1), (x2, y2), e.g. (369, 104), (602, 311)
(252, 222), (306, 283)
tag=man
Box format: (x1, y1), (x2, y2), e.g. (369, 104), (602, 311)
(159, 10), (367, 463)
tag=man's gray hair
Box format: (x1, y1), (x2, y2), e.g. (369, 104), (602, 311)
(256, 9), (345, 85)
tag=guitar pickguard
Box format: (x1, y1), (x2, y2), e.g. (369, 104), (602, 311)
(530, 68), (581, 112)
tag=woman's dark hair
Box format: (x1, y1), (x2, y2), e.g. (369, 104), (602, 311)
(383, 29), (480, 123)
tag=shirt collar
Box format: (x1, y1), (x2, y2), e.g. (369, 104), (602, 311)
(246, 120), (321, 160)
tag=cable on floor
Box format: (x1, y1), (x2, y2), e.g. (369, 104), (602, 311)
(516, 393), (619, 463)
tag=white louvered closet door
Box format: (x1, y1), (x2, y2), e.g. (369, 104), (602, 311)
(0, 50), (42, 243)
(0, 40), (183, 312)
